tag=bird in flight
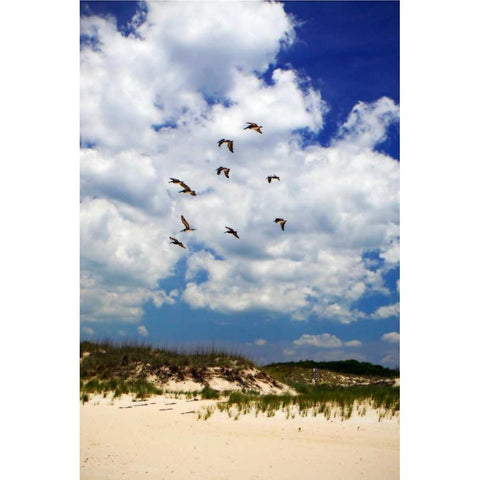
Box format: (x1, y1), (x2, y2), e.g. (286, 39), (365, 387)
(169, 178), (196, 195)
(274, 218), (287, 231)
(218, 139), (234, 153)
(224, 226), (239, 239)
(216, 166), (230, 178)
(169, 236), (186, 249)
(244, 122), (263, 134)
(267, 175), (280, 183)
(180, 215), (196, 232)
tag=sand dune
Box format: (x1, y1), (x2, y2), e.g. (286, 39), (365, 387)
(81, 394), (399, 480)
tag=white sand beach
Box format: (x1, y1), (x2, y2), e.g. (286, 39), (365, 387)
(81, 394), (399, 480)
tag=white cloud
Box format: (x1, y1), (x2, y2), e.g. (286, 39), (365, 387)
(138, 325), (149, 337)
(380, 238), (400, 265)
(293, 333), (362, 349)
(80, 0), (298, 151)
(80, 1), (399, 325)
(336, 97), (399, 150)
(371, 303), (400, 319)
(254, 339), (267, 346)
(293, 333), (343, 348)
(81, 271), (177, 324)
(381, 331), (400, 343)
(80, 198), (179, 287)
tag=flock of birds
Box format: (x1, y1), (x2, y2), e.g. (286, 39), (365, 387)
(168, 122), (287, 250)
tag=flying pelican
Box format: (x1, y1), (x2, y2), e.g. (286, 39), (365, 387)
(175, 181), (196, 196)
(267, 175), (280, 183)
(216, 166), (230, 178)
(224, 226), (239, 239)
(169, 178), (196, 195)
(218, 139), (234, 153)
(180, 215), (196, 232)
(274, 218), (287, 231)
(169, 236), (186, 249)
(244, 122), (263, 134)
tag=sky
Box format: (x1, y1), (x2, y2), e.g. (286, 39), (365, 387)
(6, 1), (480, 476)
(79, 0), (400, 367)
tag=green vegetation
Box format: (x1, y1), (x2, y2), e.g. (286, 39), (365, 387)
(264, 359), (399, 381)
(80, 340), (254, 399)
(199, 386), (220, 399)
(80, 377), (163, 399)
(80, 341), (399, 422)
(81, 340), (254, 374)
(212, 384), (399, 421)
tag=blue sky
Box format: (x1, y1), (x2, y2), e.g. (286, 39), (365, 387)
(80, 1), (400, 367)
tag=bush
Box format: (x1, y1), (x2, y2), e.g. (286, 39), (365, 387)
(200, 386), (220, 399)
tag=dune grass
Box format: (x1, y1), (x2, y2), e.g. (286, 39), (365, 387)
(80, 340), (254, 400)
(80, 341), (399, 421)
(80, 377), (163, 400)
(81, 340), (254, 373)
(198, 384), (399, 421)
(264, 360), (399, 379)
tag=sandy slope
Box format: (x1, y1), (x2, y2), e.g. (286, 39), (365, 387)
(80, 394), (399, 480)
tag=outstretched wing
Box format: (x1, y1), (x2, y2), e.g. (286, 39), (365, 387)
(181, 215), (190, 229)
(227, 141), (234, 153)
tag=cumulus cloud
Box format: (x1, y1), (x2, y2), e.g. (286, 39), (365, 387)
(254, 339), (267, 346)
(138, 325), (149, 337)
(80, 0), (299, 151)
(81, 270), (177, 323)
(80, 1), (399, 325)
(381, 331), (400, 343)
(290, 334), (362, 360)
(371, 303), (400, 319)
(294, 333), (342, 348)
(336, 97), (400, 150)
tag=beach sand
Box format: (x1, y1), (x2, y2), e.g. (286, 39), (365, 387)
(81, 394), (399, 480)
